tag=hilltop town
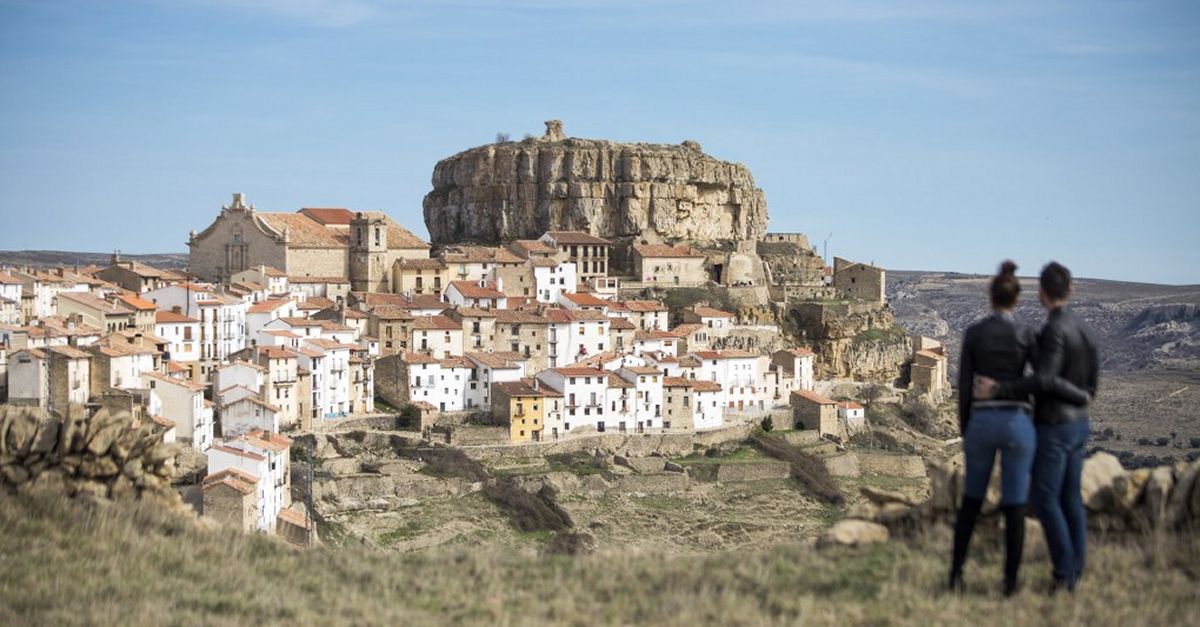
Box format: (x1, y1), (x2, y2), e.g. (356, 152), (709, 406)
(2, 121), (956, 544)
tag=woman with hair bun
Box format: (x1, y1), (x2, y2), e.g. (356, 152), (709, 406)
(949, 261), (1088, 596)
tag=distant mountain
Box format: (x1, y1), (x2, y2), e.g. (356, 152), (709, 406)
(887, 270), (1200, 374)
(0, 250), (188, 270)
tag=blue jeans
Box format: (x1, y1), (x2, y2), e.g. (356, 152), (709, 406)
(1032, 419), (1090, 584)
(963, 407), (1037, 506)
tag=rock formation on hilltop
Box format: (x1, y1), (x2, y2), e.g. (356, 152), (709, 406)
(422, 121), (769, 259)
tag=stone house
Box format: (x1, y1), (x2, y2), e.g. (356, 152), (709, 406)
(7, 345), (92, 412)
(833, 257), (886, 304)
(444, 307), (496, 353)
(231, 265), (290, 297)
(55, 291), (134, 334)
(187, 194), (429, 290)
(662, 377), (695, 430)
(770, 348), (816, 393)
(255, 346), (302, 430)
(608, 317), (637, 353)
(220, 396), (280, 438)
(617, 300), (670, 331)
(791, 389), (840, 438)
(493, 310), (550, 373)
(631, 243), (708, 286)
(112, 293), (158, 333)
(202, 467), (259, 533)
(910, 336), (950, 401)
(86, 339), (157, 395)
(446, 280), (507, 310)
(391, 258), (447, 297)
(95, 255), (174, 294)
(441, 245), (524, 284)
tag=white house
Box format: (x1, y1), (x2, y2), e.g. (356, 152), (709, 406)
(545, 309), (609, 368)
(535, 367), (609, 434)
(154, 309), (201, 366)
(220, 396), (281, 438)
(206, 430), (291, 532)
(144, 372), (213, 450)
(837, 401), (866, 434)
(530, 258), (576, 304)
(694, 350), (762, 413)
(145, 284), (248, 378)
(682, 305), (735, 338)
(445, 280), (507, 310)
(246, 299), (299, 340)
(404, 352), (470, 413)
(617, 366), (665, 431)
(691, 380), (724, 430)
(465, 351), (526, 410)
(231, 266), (290, 297)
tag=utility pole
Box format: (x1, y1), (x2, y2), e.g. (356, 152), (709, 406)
(823, 233), (833, 266)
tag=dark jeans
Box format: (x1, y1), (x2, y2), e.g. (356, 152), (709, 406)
(963, 407), (1037, 505)
(1032, 419), (1090, 584)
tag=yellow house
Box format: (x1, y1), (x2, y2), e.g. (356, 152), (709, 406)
(492, 379), (546, 443)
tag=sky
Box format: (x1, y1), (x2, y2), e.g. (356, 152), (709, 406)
(1, 0), (1198, 284)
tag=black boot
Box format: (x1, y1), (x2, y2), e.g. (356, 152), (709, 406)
(1002, 503), (1027, 597)
(949, 496), (983, 592)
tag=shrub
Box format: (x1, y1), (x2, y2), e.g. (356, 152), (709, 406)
(761, 415), (775, 432)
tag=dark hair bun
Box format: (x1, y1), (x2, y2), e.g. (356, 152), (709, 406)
(999, 260), (1018, 276)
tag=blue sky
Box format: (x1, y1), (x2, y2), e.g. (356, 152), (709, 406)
(1, 0), (1197, 284)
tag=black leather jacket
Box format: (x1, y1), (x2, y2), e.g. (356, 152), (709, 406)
(957, 312), (1089, 434)
(995, 306), (1099, 426)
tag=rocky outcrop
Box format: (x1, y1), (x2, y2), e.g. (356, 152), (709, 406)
(423, 121), (769, 263)
(840, 452), (1200, 536)
(0, 406), (185, 509)
(788, 301), (911, 382)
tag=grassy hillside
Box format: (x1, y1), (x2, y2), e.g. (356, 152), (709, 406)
(1, 493), (1197, 626)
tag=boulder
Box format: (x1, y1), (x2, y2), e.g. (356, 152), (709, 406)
(28, 417), (61, 455)
(822, 452), (861, 478)
(818, 519), (890, 548)
(4, 411), (37, 457)
(1, 463), (30, 485)
(1164, 461), (1199, 529)
(1080, 452), (1125, 511)
(1144, 466), (1175, 527)
(847, 501), (881, 521)
(81, 457), (120, 478)
(860, 486), (919, 507)
(85, 419), (125, 457)
(1112, 468), (1151, 513)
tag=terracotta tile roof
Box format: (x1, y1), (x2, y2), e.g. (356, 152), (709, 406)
(287, 275), (349, 284)
(528, 257), (560, 268)
(56, 291), (130, 316)
(155, 310), (198, 324)
(778, 348), (815, 358)
(663, 376), (693, 387)
(248, 299), (293, 314)
(304, 338), (357, 350)
(402, 352), (439, 364)
(259, 346), (299, 360)
(440, 356), (472, 369)
(493, 310), (548, 324)
(493, 380), (545, 397)
(0, 272), (24, 285)
(441, 245), (524, 265)
(208, 444), (266, 462)
(619, 365), (661, 376)
(114, 293), (157, 311)
(240, 429), (291, 452)
(633, 243), (705, 258)
(792, 389), (836, 405)
(837, 401), (864, 410)
(395, 258), (447, 270)
(410, 315), (462, 331)
(465, 351), (524, 369)
(277, 508), (310, 528)
(450, 306), (497, 318)
(608, 317), (636, 330)
(561, 292), (610, 308)
(166, 360), (190, 373)
(203, 468), (258, 495)
(145, 371), (205, 391)
(448, 280), (505, 300)
(221, 396), (281, 413)
(670, 323), (704, 337)
(543, 231), (611, 245)
(691, 380), (723, 392)
(369, 306), (415, 320)
(277, 316), (323, 327)
(509, 239), (558, 256)
(298, 207), (355, 225)
(690, 306), (734, 318)
(149, 414), (176, 428)
(550, 366), (608, 377)
(607, 373), (634, 388)
(634, 330), (676, 341)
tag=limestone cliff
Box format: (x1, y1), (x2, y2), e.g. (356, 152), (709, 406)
(787, 302), (911, 383)
(422, 121), (769, 261)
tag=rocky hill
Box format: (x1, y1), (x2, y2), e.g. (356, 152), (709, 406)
(0, 250), (188, 270)
(887, 270), (1200, 374)
(422, 121), (769, 266)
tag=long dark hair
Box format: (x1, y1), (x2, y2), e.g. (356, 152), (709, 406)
(990, 260), (1020, 308)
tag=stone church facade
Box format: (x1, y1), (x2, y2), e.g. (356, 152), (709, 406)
(188, 194), (430, 293)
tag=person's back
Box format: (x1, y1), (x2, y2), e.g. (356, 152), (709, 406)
(957, 313), (1036, 430)
(1029, 307), (1099, 425)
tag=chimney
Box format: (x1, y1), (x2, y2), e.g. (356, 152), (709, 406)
(171, 305), (181, 314)
(496, 277), (504, 293)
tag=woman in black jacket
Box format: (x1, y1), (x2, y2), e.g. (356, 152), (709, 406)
(950, 261), (1088, 595)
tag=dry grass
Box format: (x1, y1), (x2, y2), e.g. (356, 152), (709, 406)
(3, 492), (1197, 626)
(749, 432), (845, 505)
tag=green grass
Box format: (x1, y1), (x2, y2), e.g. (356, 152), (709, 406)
(852, 324), (908, 345)
(3, 492), (1197, 626)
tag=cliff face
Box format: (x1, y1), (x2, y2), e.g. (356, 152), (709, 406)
(422, 122), (768, 251)
(788, 302), (911, 383)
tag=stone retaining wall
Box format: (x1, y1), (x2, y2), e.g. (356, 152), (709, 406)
(858, 453), (926, 478)
(715, 460), (791, 482)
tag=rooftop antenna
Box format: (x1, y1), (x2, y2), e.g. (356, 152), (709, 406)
(823, 233), (833, 265)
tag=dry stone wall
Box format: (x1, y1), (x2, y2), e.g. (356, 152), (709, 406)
(0, 406), (186, 510)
